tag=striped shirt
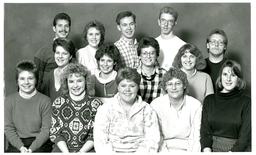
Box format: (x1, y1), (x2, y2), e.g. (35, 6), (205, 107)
(114, 37), (139, 69)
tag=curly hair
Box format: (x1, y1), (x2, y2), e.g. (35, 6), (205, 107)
(82, 20), (105, 47)
(95, 44), (123, 71)
(160, 67), (189, 94)
(115, 67), (141, 87)
(172, 43), (206, 70)
(60, 63), (95, 97)
(216, 60), (246, 91)
(137, 37), (160, 57)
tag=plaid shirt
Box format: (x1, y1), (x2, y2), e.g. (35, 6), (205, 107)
(114, 37), (139, 69)
(137, 67), (166, 104)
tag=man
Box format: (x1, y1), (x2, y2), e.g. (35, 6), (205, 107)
(34, 13), (71, 92)
(114, 11), (139, 69)
(202, 29), (228, 91)
(155, 6), (186, 70)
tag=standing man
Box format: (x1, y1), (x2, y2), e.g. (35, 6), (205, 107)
(114, 11), (139, 69)
(34, 13), (71, 92)
(202, 29), (228, 91)
(156, 6), (186, 70)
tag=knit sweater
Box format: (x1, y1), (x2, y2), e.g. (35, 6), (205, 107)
(50, 94), (102, 152)
(4, 92), (52, 151)
(200, 90), (251, 152)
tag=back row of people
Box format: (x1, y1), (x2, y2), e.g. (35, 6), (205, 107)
(5, 5), (251, 153)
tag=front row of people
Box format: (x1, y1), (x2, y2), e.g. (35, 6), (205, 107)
(5, 57), (251, 152)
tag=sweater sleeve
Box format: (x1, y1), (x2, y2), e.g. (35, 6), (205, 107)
(205, 74), (214, 97)
(231, 98), (251, 152)
(200, 96), (213, 151)
(136, 106), (161, 153)
(29, 96), (52, 151)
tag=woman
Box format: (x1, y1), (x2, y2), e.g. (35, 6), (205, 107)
(50, 63), (103, 153)
(172, 43), (214, 103)
(137, 37), (166, 104)
(93, 67), (160, 153)
(76, 20), (105, 75)
(42, 37), (76, 102)
(4, 60), (52, 153)
(200, 60), (251, 152)
(151, 67), (202, 152)
(91, 44), (122, 103)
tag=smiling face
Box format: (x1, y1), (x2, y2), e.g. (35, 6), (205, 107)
(140, 46), (157, 67)
(18, 71), (36, 94)
(221, 66), (238, 93)
(87, 27), (101, 48)
(67, 73), (86, 96)
(158, 13), (176, 35)
(54, 46), (72, 68)
(98, 54), (115, 75)
(118, 79), (138, 104)
(117, 16), (136, 39)
(165, 78), (185, 101)
(181, 52), (196, 71)
(53, 19), (70, 38)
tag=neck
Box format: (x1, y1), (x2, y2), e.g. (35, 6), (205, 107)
(209, 54), (224, 63)
(69, 91), (86, 101)
(161, 31), (175, 39)
(181, 68), (196, 77)
(99, 71), (113, 80)
(169, 95), (184, 110)
(121, 35), (134, 43)
(142, 65), (155, 75)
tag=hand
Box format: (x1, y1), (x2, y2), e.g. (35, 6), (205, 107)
(27, 149), (32, 153)
(20, 146), (28, 153)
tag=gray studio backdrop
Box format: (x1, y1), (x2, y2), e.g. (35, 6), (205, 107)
(4, 3), (251, 97)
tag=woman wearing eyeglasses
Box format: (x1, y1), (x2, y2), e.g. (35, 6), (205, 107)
(151, 67), (202, 152)
(136, 37), (166, 104)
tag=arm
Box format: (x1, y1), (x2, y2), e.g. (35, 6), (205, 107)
(34, 56), (46, 93)
(136, 106), (161, 153)
(79, 140), (94, 153)
(188, 103), (202, 152)
(205, 74), (214, 97)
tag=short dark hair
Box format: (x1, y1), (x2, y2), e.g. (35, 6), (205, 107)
(216, 60), (246, 91)
(115, 67), (141, 87)
(82, 20), (105, 47)
(95, 44), (123, 71)
(159, 6), (178, 21)
(161, 67), (189, 94)
(137, 37), (160, 57)
(15, 60), (38, 88)
(53, 37), (76, 60)
(206, 28), (228, 53)
(172, 43), (206, 70)
(115, 11), (136, 25)
(53, 13), (71, 27)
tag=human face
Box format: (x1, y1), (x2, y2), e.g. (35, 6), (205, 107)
(140, 46), (157, 68)
(158, 13), (176, 35)
(181, 52), (196, 71)
(165, 78), (185, 101)
(99, 55), (115, 75)
(207, 34), (226, 57)
(117, 16), (136, 39)
(54, 46), (72, 68)
(67, 73), (86, 96)
(87, 27), (101, 48)
(53, 19), (70, 38)
(18, 71), (36, 94)
(118, 79), (138, 104)
(221, 67), (238, 93)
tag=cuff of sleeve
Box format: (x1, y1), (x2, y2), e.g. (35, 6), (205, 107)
(55, 136), (66, 144)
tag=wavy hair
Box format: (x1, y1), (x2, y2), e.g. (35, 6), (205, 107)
(172, 43), (206, 70)
(60, 63), (95, 97)
(115, 67), (141, 87)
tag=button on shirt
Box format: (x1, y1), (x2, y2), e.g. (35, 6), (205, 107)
(114, 37), (139, 69)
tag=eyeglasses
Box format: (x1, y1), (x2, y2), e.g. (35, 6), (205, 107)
(141, 52), (156, 57)
(209, 40), (225, 46)
(160, 18), (175, 26)
(166, 81), (183, 89)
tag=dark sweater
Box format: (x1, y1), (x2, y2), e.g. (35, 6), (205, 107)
(200, 90), (251, 152)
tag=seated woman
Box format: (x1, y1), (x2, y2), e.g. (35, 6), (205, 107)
(93, 67), (160, 153)
(172, 43), (214, 103)
(136, 37), (166, 103)
(50, 63), (103, 153)
(4, 60), (52, 153)
(42, 37), (76, 102)
(151, 67), (202, 152)
(91, 44), (122, 103)
(200, 60), (251, 152)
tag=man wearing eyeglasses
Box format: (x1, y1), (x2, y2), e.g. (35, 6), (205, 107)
(202, 29), (228, 91)
(155, 6), (186, 71)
